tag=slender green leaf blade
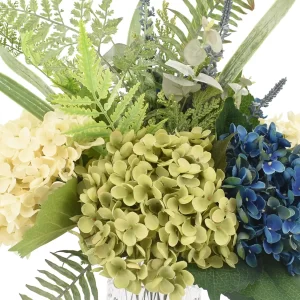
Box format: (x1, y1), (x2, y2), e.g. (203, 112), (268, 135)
(9, 178), (80, 257)
(220, 0), (296, 86)
(64, 291), (73, 300)
(79, 275), (91, 300)
(127, 0), (142, 45)
(86, 271), (98, 300)
(35, 277), (64, 294)
(38, 270), (69, 289)
(51, 253), (84, 273)
(0, 73), (53, 120)
(20, 295), (33, 300)
(25, 285), (56, 300)
(71, 285), (81, 300)
(0, 46), (54, 98)
(45, 260), (77, 281)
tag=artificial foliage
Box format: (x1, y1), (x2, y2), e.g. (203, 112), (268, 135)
(0, 0), (299, 299)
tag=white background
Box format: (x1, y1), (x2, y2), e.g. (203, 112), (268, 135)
(0, 0), (300, 299)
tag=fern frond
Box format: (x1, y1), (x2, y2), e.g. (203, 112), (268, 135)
(75, 21), (115, 128)
(65, 121), (110, 142)
(51, 94), (100, 118)
(157, 0), (255, 58)
(191, 96), (223, 131)
(111, 83), (140, 122)
(118, 94), (148, 133)
(21, 251), (98, 300)
(76, 21), (103, 99)
(52, 95), (94, 106)
(90, 0), (122, 50)
(146, 119), (168, 134)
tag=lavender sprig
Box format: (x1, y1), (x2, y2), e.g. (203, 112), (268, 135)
(202, 0), (233, 79)
(250, 78), (288, 118)
(219, 0), (233, 41)
(139, 0), (155, 41)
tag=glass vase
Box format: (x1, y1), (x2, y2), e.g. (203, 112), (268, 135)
(107, 279), (203, 300)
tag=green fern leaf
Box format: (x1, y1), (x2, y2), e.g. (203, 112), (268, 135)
(51, 95), (94, 106)
(146, 119), (168, 134)
(97, 68), (112, 100)
(158, 0), (255, 57)
(118, 94), (148, 133)
(51, 94), (100, 117)
(21, 251), (99, 300)
(65, 121), (110, 142)
(76, 21), (102, 98)
(104, 78), (123, 111)
(111, 83), (140, 122)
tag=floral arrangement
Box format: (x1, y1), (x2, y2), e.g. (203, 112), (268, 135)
(0, 0), (298, 299)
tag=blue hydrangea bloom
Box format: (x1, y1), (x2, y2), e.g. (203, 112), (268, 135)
(222, 122), (300, 274)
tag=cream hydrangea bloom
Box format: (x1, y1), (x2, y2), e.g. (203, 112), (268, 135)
(0, 110), (104, 245)
(262, 112), (300, 147)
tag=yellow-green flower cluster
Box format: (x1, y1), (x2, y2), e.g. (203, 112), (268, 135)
(77, 128), (238, 298)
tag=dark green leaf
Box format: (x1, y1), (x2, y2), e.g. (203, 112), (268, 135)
(38, 270), (68, 289)
(71, 285), (81, 300)
(86, 271), (99, 300)
(79, 275), (91, 300)
(212, 133), (234, 171)
(239, 94), (254, 116)
(224, 292), (255, 300)
(240, 256), (300, 300)
(20, 295), (33, 300)
(25, 285), (56, 300)
(45, 260), (77, 281)
(56, 250), (89, 263)
(35, 277), (64, 294)
(215, 97), (252, 138)
(187, 261), (262, 300)
(10, 178), (80, 257)
(0, 72), (53, 121)
(51, 252), (84, 273)
(240, 94), (260, 128)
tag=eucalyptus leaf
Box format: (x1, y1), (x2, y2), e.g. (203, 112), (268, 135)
(193, 73), (223, 91)
(163, 73), (201, 101)
(165, 60), (194, 77)
(183, 39), (207, 66)
(102, 43), (127, 65)
(220, 0), (296, 86)
(9, 178), (80, 257)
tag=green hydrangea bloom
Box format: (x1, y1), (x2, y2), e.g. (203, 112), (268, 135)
(76, 128), (238, 295)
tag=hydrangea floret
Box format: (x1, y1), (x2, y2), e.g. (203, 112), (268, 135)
(76, 128), (238, 298)
(0, 110), (104, 245)
(222, 122), (300, 274)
